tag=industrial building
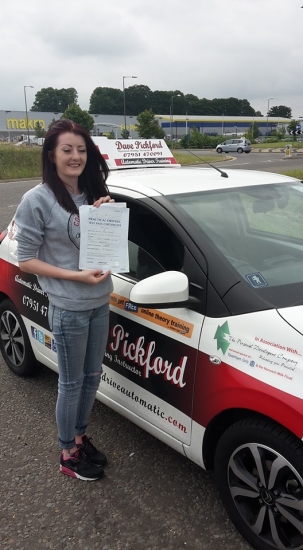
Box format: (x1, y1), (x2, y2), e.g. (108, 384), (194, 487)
(0, 110), (291, 141)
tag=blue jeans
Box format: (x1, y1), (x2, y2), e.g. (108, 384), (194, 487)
(48, 303), (109, 450)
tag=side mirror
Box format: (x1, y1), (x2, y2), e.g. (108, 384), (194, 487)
(130, 271), (189, 308)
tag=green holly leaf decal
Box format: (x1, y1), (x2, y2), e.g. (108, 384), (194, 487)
(214, 321), (230, 354)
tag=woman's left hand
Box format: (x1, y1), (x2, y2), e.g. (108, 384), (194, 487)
(93, 195), (115, 208)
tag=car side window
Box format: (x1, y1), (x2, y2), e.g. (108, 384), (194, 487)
(124, 201), (184, 281)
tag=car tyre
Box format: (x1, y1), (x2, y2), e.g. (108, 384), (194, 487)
(0, 299), (39, 376)
(237, 147), (244, 153)
(217, 147), (223, 154)
(214, 418), (303, 550)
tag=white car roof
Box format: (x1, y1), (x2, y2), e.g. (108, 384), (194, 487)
(108, 167), (299, 197)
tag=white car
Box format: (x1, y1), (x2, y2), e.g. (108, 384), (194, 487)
(1, 139), (303, 550)
(216, 138), (252, 153)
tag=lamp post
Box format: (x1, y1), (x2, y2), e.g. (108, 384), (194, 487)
(5, 111), (11, 141)
(299, 116), (303, 147)
(222, 112), (225, 136)
(170, 94), (181, 141)
(266, 97), (273, 138)
(129, 116), (133, 138)
(123, 76), (137, 133)
(24, 86), (34, 144)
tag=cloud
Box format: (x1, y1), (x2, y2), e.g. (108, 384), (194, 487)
(1, 0), (303, 116)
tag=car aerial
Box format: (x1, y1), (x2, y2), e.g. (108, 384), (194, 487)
(1, 138), (303, 550)
(216, 138), (252, 154)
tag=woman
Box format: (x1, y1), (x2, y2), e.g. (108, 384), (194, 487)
(14, 119), (114, 481)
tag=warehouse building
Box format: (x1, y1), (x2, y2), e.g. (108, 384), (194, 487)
(0, 110), (291, 141)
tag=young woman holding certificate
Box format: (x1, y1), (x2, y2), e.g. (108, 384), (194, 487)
(14, 119), (114, 481)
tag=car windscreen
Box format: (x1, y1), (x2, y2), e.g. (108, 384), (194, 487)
(169, 182), (303, 302)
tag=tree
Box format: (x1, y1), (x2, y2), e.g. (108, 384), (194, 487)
(34, 121), (46, 138)
(136, 109), (165, 139)
(268, 105), (292, 118)
(247, 121), (260, 141)
(121, 128), (130, 139)
(287, 119), (298, 141)
(124, 85), (152, 115)
(31, 87), (78, 112)
(89, 87), (123, 115)
(61, 104), (94, 133)
(48, 117), (59, 130)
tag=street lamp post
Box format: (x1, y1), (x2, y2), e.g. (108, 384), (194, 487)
(5, 111), (11, 141)
(24, 86), (34, 144)
(170, 94), (181, 141)
(299, 117), (303, 147)
(129, 116), (133, 138)
(266, 97), (273, 138)
(222, 112), (225, 136)
(123, 76), (137, 133)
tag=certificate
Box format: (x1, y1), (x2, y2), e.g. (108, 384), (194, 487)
(79, 203), (129, 273)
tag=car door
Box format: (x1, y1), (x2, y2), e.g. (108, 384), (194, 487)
(223, 139), (233, 152)
(100, 195), (205, 447)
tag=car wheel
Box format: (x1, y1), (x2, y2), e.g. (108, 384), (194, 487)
(0, 299), (39, 376)
(237, 147), (244, 153)
(214, 418), (303, 550)
(217, 147), (223, 153)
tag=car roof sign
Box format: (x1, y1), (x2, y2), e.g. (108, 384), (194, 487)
(92, 137), (181, 170)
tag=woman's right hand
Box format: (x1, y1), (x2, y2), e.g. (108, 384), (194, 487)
(77, 269), (111, 285)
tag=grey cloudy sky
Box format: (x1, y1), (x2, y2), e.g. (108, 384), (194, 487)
(1, 0), (303, 118)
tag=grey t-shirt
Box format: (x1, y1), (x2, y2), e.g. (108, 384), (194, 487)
(14, 183), (113, 311)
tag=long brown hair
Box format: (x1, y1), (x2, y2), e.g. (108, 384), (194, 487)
(42, 119), (109, 214)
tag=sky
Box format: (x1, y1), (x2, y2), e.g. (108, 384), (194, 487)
(1, 0), (303, 118)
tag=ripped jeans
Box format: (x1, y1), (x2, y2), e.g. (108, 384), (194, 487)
(48, 303), (109, 450)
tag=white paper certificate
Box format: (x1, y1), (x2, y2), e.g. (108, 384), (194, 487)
(79, 204), (129, 273)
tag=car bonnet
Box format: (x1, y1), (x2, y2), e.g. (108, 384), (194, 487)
(278, 305), (303, 337)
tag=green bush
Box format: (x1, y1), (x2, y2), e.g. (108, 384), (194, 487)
(0, 145), (42, 180)
(180, 130), (222, 149)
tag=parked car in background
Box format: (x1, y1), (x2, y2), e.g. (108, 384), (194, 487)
(216, 138), (252, 153)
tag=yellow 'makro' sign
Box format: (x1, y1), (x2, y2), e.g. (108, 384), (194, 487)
(6, 118), (46, 129)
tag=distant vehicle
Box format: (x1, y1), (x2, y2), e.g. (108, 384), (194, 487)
(216, 138), (252, 154)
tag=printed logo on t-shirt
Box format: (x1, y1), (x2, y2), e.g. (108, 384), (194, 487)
(68, 213), (80, 248)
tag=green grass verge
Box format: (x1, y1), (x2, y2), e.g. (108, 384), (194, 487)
(0, 145), (42, 180)
(0, 144), (230, 179)
(280, 169), (303, 179)
(1, 143), (302, 180)
(173, 152), (229, 165)
(252, 141), (303, 149)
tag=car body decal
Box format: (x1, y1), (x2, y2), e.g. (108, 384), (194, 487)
(110, 292), (194, 338)
(104, 310), (197, 418)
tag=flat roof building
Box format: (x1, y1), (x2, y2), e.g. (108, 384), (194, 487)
(0, 111), (291, 141)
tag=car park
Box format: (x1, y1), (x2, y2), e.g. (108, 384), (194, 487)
(216, 138), (252, 153)
(1, 138), (303, 550)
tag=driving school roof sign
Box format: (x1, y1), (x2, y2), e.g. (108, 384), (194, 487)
(92, 137), (180, 170)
